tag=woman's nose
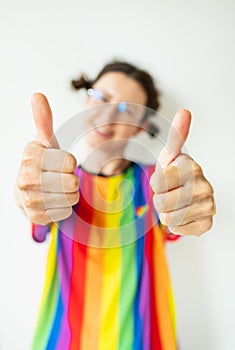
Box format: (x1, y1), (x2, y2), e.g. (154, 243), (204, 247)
(96, 103), (118, 124)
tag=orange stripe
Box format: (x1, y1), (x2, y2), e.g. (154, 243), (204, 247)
(80, 244), (103, 349)
(152, 222), (177, 350)
(80, 176), (107, 349)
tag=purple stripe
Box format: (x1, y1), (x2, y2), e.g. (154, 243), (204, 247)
(142, 165), (156, 234)
(56, 166), (83, 348)
(142, 165), (152, 203)
(56, 218), (74, 350)
(139, 244), (151, 350)
(140, 168), (153, 349)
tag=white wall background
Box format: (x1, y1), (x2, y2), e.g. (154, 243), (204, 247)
(0, 0), (234, 349)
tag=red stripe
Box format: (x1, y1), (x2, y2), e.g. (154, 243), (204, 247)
(143, 165), (162, 349)
(69, 241), (87, 350)
(145, 228), (163, 350)
(68, 173), (93, 349)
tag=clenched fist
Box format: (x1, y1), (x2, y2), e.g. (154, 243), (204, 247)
(150, 110), (215, 236)
(16, 93), (79, 225)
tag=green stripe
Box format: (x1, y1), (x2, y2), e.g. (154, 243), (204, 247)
(118, 166), (136, 349)
(32, 233), (60, 350)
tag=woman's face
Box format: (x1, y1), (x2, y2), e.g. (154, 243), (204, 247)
(84, 72), (148, 149)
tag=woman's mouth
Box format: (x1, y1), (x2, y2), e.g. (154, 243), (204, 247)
(91, 123), (114, 137)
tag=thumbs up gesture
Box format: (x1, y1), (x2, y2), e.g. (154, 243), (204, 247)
(17, 93), (79, 225)
(150, 109), (215, 236)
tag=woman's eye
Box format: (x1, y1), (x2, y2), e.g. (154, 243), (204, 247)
(97, 92), (108, 102)
(89, 89), (109, 102)
(102, 96), (109, 102)
(123, 108), (134, 117)
(126, 109), (133, 115)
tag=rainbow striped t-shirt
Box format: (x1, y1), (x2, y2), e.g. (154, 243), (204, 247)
(32, 162), (178, 350)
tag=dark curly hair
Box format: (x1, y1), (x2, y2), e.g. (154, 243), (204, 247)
(71, 60), (161, 136)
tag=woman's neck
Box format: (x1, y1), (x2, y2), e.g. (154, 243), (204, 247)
(80, 146), (131, 176)
(97, 158), (132, 176)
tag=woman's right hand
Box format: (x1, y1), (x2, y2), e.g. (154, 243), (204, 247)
(16, 93), (79, 225)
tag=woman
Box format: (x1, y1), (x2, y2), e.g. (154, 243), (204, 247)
(16, 61), (215, 350)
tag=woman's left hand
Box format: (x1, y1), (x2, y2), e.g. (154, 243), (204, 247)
(150, 109), (215, 236)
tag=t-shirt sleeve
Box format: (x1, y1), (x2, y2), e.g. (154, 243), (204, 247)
(160, 223), (181, 242)
(32, 223), (51, 243)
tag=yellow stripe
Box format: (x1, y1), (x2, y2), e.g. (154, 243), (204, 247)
(168, 287), (177, 337)
(37, 223), (58, 312)
(98, 176), (123, 350)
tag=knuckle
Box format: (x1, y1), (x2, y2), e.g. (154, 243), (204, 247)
(22, 153), (44, 173)
(179, 153), (190, 159)
(194, 177), (214, 197)
(165, 166), (180, 187)
(207, 216), (213, 230)
(61, 207), (73, 219)
(202, 217), (213, 233)
(17, 173), (30, 190)
(71, 192), (80, 205)
(207, 197), (215, 214)
(69, 174), (79, 191)
(153, 194), (159, 210)
(205, 182), (214, 195)
(196, 217), (213, 236)
(23, 192), (42, 208)
(165, 165), (177, 176)
(63, 174), (79, 192)
(200, 181), (214, 196)
(23, 141), (36, 155)
(24, 195), (35, 208)
(192, 161), (202, 175)
(153, 194), (165, 212)
(153, 168), (170, 193)
(23, 141), (44, 159)
(17, 176), (25, 190)
(150, 173), (157, 192)
(167, 225), (180, 235)
(65, 153), (77, 172)
(160, 212), (171, 226)
(49, 207), (73, 222)
(18, 182), (29, 191)
(17, 170), (39, 190)
(21, 157), (34, 167)
(65, 192), (79, 206)
(27, 209), (45, 223)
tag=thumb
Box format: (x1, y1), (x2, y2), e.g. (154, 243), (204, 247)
(31, 93), (59, 148)
(157, 109), (192, 168)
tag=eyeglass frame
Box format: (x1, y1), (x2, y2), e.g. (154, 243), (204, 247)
(86, 87), (159, 136)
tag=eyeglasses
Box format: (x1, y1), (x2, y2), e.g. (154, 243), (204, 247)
(86, 88), (159, 136)
(86, 88), (149, 125)
(87, 88), (129, 113)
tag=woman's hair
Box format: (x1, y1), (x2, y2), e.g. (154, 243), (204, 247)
(71, 60), (161, 136)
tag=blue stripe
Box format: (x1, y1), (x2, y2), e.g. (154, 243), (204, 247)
(132, 163), (145, 350)
(45, 291), (64, 350)
(132, 236), (144, 350)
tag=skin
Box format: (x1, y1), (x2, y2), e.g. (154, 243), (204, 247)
(82, 72), (148, 174)
(16, 72), (215, 235)
(150, 110), (215, 236)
